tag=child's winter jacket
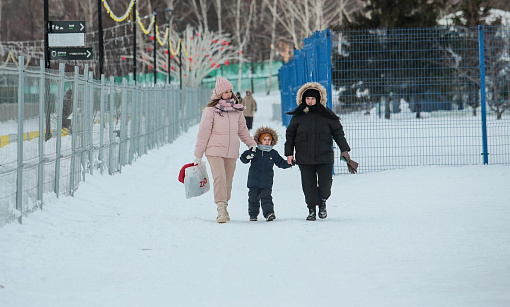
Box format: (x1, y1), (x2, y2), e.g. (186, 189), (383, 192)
(240, 148), (291, 188)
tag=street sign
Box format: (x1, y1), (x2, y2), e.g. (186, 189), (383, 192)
(49, 21), (86, 33)
(49, 48), (93, 60)
(48, 33), (85, 47)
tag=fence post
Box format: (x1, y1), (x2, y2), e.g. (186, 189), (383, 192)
(16, 56), (25, 224)
(38, 60), (45, 209)
(88, 71), (94, 175)
(325, 29), (333, 110)
(54, 63), (65, 197)
(119, 78), (128, 171)
(109, 76), (115, 175)
(145, 88), (149, 154)
(81, 64), (88, 182)
(136, 85), (141, 158)
(129, 83), (136, 164)
(99, 74), (105, 174)
(70, 66), (79, 195)
(478, 25), (489, 165)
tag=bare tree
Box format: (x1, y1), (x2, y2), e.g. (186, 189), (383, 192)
(228, 0), (257, 93)
(264, 0), (361, 50)
(186, 0), (210, 30)
(211, 0), (222, 35)
(266, 0), (278, 95)
(140, 25), (237, 87)
(0, 0), (5, 41)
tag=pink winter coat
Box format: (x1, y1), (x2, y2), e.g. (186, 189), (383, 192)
(194, 107), (257, 159)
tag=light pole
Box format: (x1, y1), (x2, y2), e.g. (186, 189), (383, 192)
(97, 0), (104, 76)
(132, 0), (137, 83)
(164, 9), (173, 85)
(153, 9), (157, 85)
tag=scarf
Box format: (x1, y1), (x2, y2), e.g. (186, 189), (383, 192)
(214, 99), (245, 116)
(257, 144), (273, 152)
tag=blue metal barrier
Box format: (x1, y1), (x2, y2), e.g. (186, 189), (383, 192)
(279, 29), (333, 126)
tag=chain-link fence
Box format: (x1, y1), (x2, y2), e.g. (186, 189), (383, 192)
(0, 57), (209, 225)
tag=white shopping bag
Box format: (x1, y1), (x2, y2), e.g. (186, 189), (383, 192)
(184, 162), (210, 199)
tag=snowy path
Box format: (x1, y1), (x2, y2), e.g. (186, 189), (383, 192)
(1, 93), (510, 306)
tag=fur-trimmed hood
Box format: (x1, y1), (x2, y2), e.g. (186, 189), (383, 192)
(253, 126), (278, 145)
(296, 82), (327, 107)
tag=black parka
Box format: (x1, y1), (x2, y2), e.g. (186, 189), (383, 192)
(284, 82), (350, 165)
(285, 106), (350, 164)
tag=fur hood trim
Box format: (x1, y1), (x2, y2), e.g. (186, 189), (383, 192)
(296, 82), (327, 107)
(253, 126), (278, 145)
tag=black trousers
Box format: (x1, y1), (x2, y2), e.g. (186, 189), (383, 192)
(245, 116), (253, 130)
(298, 163), (333, 209)
(248, 187), (273, 218)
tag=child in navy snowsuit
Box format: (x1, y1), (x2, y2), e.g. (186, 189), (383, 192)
(240, 126), (292, 221)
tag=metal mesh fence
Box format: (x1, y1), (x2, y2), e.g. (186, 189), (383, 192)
(330, 25), (510, 173)
(279, 26), (510, 174)
(0, 58), (209, 225)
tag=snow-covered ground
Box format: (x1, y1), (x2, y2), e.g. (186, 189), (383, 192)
(1, 91), (510, 306)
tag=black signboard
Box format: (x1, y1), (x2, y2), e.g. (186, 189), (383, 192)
(49, 48), (93, 60)
(50, 21), (86, 33)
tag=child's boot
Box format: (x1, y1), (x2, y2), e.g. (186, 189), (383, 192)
(217, 202), (229, 223)
(266, 212), (276, 222)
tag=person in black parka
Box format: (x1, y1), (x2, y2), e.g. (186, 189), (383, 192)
(240, 126), (292, 221)
(285, 82), (353, 221)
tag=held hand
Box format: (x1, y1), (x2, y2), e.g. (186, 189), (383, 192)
(193, 156), (202, 165)
(250, 146), (257, 152)
(287, 156), (294, 165)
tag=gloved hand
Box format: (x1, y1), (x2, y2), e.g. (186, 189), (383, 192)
(340, 151), (358, 174)
(250, 146), (257, 152)
(193, 156), (202, 165)
(246, 153), (255, 160)
(340, 151), (351, 162)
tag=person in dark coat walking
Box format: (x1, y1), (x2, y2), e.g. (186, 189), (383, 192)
(285, 82), (354, 221)
(240, 126), (292, 221)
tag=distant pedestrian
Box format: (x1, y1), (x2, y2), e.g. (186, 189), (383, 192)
(194, 76), (257, 223)
(236, 92), (243, 103)
(242, 89), (257, 130)
(285, 82), (355, 221)
(240, 126), (292, 222)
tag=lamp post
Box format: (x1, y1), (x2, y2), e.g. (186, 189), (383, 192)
(132, 0), (137, 83)
(164, 9), (173, 85)
(153, 9), (157, 85)
(97, 0), (104, 76)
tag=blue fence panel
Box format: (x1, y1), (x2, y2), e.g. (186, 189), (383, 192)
(279, 29), (333, 126)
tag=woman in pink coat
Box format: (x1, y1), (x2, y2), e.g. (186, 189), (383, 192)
(194, 76), (257, 223)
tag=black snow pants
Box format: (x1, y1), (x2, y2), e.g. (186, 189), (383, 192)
(248, 187), (273, 218)
(298, 163), (333, 209)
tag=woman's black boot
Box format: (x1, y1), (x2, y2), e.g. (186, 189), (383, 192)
(318, 200), (327, 219)
(306, 207), (316, 221)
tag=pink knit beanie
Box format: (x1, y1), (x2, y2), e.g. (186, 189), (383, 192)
(210, 76), (233, 100)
